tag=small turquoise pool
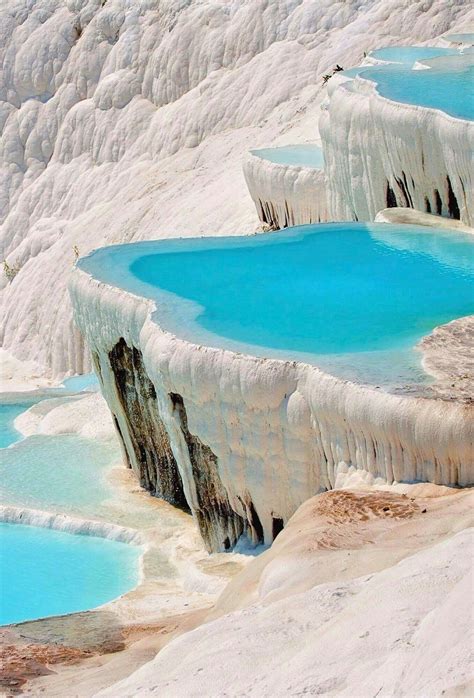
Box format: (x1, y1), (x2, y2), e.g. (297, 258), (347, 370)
(369, 46), (461, 65)
(342, 48), (474, 120)
(0, 433), (120, 515)
(0, 400), (40, 448)
(359, 57), (473, 120)
(79, 223), (474, 387)
(0, 523), (140, 625)
(443, 33), (474, 46)
(251, 144), (324, 169)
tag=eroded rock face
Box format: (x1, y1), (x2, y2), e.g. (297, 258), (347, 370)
(320, 71), (473, 225)
(107, 339), (188, 510)
(242, 152), (328, 230)
(169, 393), (244, 552)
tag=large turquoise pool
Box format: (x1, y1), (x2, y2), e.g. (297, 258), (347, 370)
(0, 523), (140, 625)
(251, 145), (324, 169)
(342, 47), (473, 120)
(78, 223), (474, 387)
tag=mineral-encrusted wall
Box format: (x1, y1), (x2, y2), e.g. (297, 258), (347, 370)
(320, 73), (473, 225)
(242, 152), (328, 229)
(69, 267), (474, 552)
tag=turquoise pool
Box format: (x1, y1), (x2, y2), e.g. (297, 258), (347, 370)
(342, 48), (474, 120)
(78, 223), (474, 387)
(0, 523), (140, 625)
(359, 57), (473, 120)
(251, 144), (324, 169)
(0, 432), (120, 515)
(368, 46), (462, 65)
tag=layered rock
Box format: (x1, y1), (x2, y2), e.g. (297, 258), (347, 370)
(69, 264), (474, 552)
(320, 56), (474, 225)
(242, 150), (328, 229)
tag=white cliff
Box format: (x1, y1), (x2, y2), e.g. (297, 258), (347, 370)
(242, 148), (328, 229)
(69, 256), (474, 552)
(320, 53), (474, 224)
(1, 0), (473, 377)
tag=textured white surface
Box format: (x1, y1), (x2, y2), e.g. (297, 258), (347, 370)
(320, 56), (474, 224)
(69, 264), (474, 549)
(99, 488), (474, 697)
(242, 150), (328, 228)
(1, 0), (473, 376)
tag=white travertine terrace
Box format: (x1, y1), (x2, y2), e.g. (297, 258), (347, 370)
(242, 150), (328, 229)
(69, 263), (474, 553)
(320, 56), (474, 226)
(2, 1), (472, 378)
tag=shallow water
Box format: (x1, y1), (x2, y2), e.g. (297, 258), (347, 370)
(79, 222), (474, 388)
(0, 433), (120, 515)
(0, 522), (140, 625)
(360, 57), (473, 120)
(0, 400), (41, 448)
(369, 46), (461, 65)
(251, 144), (324, 169)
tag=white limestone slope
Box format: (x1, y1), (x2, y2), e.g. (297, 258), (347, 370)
(1, 0), (473, 377)
(69, 261), (474, 552)
(320, 55), (474, 224)
(242, 150), (328, 228)
(99, 488), (474, 697)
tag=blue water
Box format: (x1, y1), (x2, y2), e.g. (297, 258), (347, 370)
(359, 58), (474, 120)
(444, 33), (474, 46)
(61, 373), (98, 392)
(79, 223), (474, 387)
(342, 48), (474, 120)
(369, 46), (461, 65)
(251, 144), (324, 169)
(0, 400), (41, 448)
(0, 432), (119, 514)
(0, 523), (140, 625)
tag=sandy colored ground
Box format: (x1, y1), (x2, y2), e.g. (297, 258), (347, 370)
(5, 484), (471, 697)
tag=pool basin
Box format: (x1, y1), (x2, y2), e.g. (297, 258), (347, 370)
(250, 145), (325, 169)
(78, 222), (474, 388)
(0, 522), (140, 625)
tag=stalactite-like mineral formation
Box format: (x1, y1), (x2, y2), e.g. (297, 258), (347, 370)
(69, 260), (474, 552)
(243, 150), (328, 229)
(320, 56), (473, 225)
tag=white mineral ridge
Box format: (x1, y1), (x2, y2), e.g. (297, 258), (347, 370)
(242, 149), (328, 228)
(14, 389), (118, 442)
(99, 489), (474, 697)
(1, 0), (473, 377)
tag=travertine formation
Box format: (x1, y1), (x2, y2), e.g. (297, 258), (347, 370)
(1, 0), (471, 377)
(242, 150), (328, 229)
(70, 265), (474, 552)
(320, 55), (474, 225)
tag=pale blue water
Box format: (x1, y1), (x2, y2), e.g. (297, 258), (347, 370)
(0, 374), (97, 449)
(444, 33), (474, 45)
(251, 144), (324, 169)
(79, 223), (474, 388)
(0, 400), (40, 448)
(342, 48), (474, 120)
(359, 59), (474, 120)
(0, 433), (119, 514)
(61, 373), (98, 392)
(0, 523), (140, 625)
(369, 46), (461, 65)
